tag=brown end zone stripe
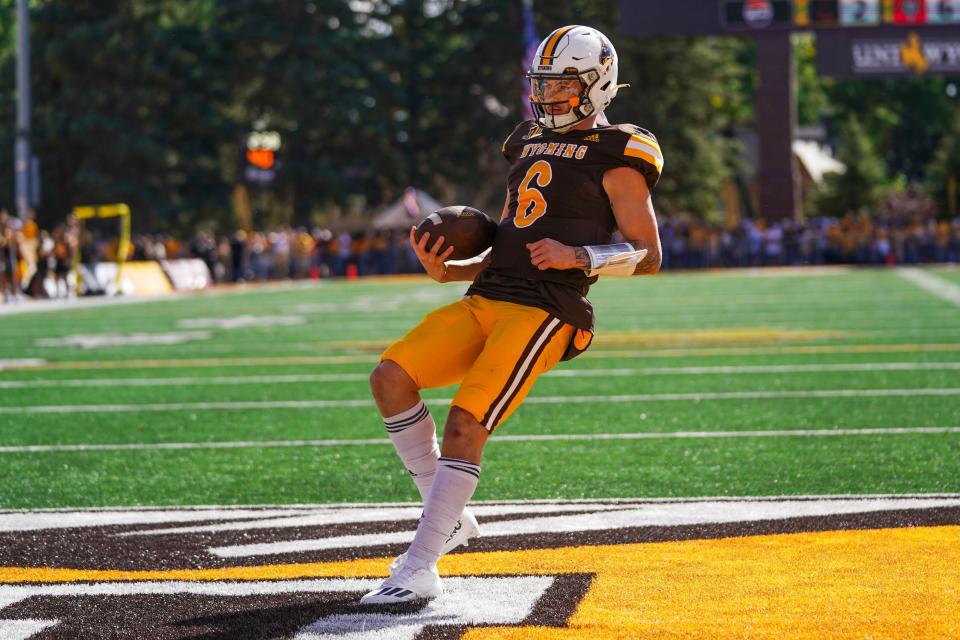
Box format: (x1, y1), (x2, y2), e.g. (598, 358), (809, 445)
(1, 507), (959, 582)
(539, 25), (577, 65)
(480, 315), (561, 430)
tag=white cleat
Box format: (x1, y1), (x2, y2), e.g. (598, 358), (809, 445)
(359, 561), (442, 605)
(388, 508), (480, 575)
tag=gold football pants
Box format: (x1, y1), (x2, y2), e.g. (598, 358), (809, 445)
(381, 295), (573, 431)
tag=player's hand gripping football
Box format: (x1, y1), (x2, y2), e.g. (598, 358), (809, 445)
(526, 238), (581, 271)
(410, 226), (456, 283)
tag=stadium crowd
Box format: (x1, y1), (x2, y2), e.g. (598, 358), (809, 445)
(1, 209), (80, 302)
(2, 209), (959, 301)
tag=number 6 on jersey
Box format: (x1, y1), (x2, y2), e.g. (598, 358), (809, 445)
(514, 160), (552, 228)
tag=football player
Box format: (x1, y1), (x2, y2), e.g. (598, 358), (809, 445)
(362, 25), (662, 604)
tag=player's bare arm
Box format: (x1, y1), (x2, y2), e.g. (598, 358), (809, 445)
(600, 165), (662, 275)
(526, 166), (661, 275)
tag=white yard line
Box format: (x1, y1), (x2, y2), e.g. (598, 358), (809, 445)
(4, 361), (960, 389)
(0, 373), (369, 388)
(549, 362), (960, 376)
(2, 387), (960, 414)
(0, 294), (190, 317)
(6, 343), (960, 372)
(898, 268), (960, 306)
(0, 281), (327, 317)
(0, 359), (46, 372)
(2, 426), (957, 454)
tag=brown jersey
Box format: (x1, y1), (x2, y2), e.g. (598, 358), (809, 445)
(467, 119), (663, 357)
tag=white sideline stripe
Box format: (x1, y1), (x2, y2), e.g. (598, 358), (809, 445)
(0, 508), (321, 533)
(5, 361), (960, 389)
(1, 494), (956, 526)
(117, 503), (637, 537)
(3, 426), (958, 455)
(898, 268), (960, 306)
(3, 387), (960, 414)
(208, 497), (960, 558)
(4, 494), (955, 513)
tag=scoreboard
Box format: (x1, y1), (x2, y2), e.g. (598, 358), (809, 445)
(721, 0), (960, 30)
(732, 1), (960, 28)
(621, 0), (960, 35)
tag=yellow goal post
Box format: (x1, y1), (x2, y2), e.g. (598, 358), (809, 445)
(71, 203), (132, 288)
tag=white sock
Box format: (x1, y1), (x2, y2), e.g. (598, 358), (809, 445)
(383, 400), (439, 501)
(406, 457), (480, 568)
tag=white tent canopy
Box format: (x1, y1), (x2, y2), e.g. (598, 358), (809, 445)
(792, 140), (845, 184)
(372, 188), (445, 229)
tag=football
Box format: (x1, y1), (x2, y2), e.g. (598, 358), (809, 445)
(414, 205), (498, 260)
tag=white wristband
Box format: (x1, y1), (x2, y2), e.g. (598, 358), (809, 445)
(584, 243), (648, 277)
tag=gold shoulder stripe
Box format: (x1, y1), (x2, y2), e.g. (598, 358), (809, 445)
(624, 147), (663, 172)
(629, 133), (661, 153)
(624, 134), (664, 173)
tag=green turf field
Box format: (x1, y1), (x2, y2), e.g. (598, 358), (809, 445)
(1, 266), (958, 508)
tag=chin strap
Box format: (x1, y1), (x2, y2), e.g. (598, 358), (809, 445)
(584, 243), (648, 277)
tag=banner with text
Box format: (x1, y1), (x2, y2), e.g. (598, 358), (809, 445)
(817, 26), (960, 76)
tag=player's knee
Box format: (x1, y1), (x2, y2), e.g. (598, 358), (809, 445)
(441, 407), (488, 462)
(369, 360), (416, 402)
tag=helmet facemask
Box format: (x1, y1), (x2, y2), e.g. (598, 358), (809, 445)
(528, 69), (601, 133)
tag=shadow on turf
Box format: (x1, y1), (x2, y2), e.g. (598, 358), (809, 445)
(171, 593), (427, 639)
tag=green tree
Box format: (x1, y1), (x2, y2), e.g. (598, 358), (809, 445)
(0, 0), (23, 210)
(0, 0), (240, 229)
(816, 116), (888, 215)
(824, 76), (953, 182)
(924, 108), (960, 216)
(793, 33), (829, 126)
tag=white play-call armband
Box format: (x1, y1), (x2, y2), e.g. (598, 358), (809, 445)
(584, 243), (648, 277)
